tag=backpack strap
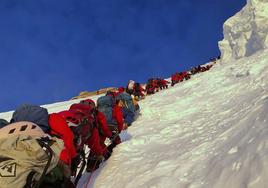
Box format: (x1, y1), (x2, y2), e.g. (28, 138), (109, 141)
(22, 137), (54, 188)
(24, 171), (36, 188)
(34, 138), (54, 188)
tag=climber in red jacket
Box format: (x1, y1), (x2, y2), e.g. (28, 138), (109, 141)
(80, 99), (113, 158)
(49, 113), (77, 167)
(79, 99), (115, 172)
(159, 78), (169, 89)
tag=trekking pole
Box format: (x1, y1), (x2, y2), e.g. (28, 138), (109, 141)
(74, 150), (86, 186)
(84, 159), (98, 188)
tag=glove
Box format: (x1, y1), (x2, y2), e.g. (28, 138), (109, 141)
(109, 130), (118, 141)
(58, 160), (71, 178)
(96, 154), (105, 162)
(107, 140), (118, 153)
(104, 150), (112, 160)
(123, 123), (128, 130)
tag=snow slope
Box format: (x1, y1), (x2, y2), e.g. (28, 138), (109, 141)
(77, 49), (268, 188)
(1, 1), (268, 187)
(1, 49), (268, 188)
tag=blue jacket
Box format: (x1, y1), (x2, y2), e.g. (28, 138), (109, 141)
(122, 107), (135, 126)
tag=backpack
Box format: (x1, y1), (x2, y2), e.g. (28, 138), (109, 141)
(115, 93), (135, 113)
(11, 104), (50, 133)
(0, 121), (45, 139)
(121, 107), (135, 126)
(0, 122), (63, 188)
(68, 103), (95, 145)
(97, 95), (116, 125)
(115, 93), (137, 126)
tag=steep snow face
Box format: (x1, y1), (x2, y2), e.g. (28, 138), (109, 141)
(219, 0), (268, 62)
(0, 50), (268, 188)
(78, 50), (268, 188)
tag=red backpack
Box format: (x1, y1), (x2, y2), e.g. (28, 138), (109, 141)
(69, 104), (95, 145)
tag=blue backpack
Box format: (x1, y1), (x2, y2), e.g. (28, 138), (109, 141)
(11, 104), (50, 133)
(97, 95), (116, 125)
(121, 107), (135, 126)
(115, 93), (135, 113)
(115, 92), (137, 126)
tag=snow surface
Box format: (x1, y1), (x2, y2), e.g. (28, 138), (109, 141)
(1, 49), (268, 188)
(1, 1), (268, 186)
(219, 0), (268, 61)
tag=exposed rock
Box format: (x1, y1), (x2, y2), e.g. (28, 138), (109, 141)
(71, 87), (117, 100)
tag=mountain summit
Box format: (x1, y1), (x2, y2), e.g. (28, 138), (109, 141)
(219, 0), (268, 61)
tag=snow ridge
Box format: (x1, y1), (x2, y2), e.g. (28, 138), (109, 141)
(219, 0), (268, 61)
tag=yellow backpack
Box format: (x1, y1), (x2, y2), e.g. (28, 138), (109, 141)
(0, 122), (63, 188)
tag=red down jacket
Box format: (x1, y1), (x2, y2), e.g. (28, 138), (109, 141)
(49, 113), (77, 165)
(112, 104), (124, 133)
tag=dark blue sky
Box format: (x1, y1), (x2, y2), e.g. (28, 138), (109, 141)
(0, 0), (245, 112)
